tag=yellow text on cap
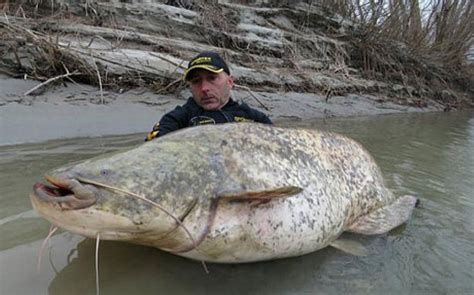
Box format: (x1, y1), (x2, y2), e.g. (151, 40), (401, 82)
(191, 57), (212, 65)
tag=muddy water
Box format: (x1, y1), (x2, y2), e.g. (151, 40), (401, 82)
(1, 112), (473, 295)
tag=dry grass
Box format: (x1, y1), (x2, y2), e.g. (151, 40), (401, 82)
(224, 0), (472, 102)
(194, 2), (243, 52)
(1, 0), (66, 17)
(315, 0), (473, 91)
(1, 19), (95, 83)
(0, 18), (176, 93)
(1, 0), (472, 105)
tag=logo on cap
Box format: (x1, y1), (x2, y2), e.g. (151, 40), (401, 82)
(183, 51), (230, 81)
(191, 57), (212, 66)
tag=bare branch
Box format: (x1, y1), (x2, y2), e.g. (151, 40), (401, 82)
(24, 71), (80, 96)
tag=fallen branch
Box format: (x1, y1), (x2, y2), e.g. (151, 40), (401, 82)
(24, 70), (80, 96)
(64, 46), (165, 78)
(234, 84), (270, 111)
(156, 78), (183, 94)
(89, 52), (104, 104)
(149, 52), (186, 69)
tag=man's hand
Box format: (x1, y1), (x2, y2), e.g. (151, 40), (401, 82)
(145, 123), (160, 141)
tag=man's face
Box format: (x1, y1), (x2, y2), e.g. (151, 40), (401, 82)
(187, 69), (234, 111)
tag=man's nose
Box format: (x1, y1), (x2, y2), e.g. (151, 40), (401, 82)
(199, 80), (211, 92)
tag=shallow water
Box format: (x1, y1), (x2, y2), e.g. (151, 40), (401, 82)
(1, 112), (473, 295)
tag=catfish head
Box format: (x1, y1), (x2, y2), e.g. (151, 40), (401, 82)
(30, 138), (219, 249)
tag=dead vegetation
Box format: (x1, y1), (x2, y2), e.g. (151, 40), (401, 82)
(0, 0), (472, 108)
(0, 2), (184, 94)
(316, 0), (474, 106)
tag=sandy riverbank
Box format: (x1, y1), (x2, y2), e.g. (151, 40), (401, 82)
(1, 1), (471, 145)
(0, 74), (442, 146)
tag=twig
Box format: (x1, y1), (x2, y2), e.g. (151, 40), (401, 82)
(169, 60), (185, 77)
(91, 56), (104, 104)
(61, 62), (91, 91)
(16, 5), (26, 19)
(149, 52), (186, 69)
(156, 78), (183, 94)
(82, 35), (115, 50)
(1, 20), (44, 41)
(234, 84), (270, 111)
(2, 13), (9, 24)
(24, 70), (80, 96)
(0, 67), (16, 76)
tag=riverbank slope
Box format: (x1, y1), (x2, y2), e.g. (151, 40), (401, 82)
(1, 1), (472, 145)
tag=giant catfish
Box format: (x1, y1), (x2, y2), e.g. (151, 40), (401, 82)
(31, 123), (418, 263)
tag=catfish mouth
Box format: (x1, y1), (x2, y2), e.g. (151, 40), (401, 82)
(33, 175), (97, 210)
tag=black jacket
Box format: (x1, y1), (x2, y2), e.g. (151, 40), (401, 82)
(147, 97), (272, 139)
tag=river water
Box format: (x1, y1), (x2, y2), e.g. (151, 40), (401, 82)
(1, 111), (473, 295)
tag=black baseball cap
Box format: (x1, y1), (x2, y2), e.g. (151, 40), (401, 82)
(183, 51), (230, 81)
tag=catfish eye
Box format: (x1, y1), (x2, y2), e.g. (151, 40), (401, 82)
(100, 169), (111, 176)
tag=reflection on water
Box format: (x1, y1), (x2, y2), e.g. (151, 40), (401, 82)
(1, 112), (473, 294)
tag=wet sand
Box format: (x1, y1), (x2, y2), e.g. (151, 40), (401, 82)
(0, 74), (441, 145)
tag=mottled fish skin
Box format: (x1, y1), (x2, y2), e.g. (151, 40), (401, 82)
(31, 123), (399, 263)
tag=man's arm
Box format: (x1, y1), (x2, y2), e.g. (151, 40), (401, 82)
(241, 103), (272, 124)
(145, 106), (189, 141)
(253, 109), (272, 124)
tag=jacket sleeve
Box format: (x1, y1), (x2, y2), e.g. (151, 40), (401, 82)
(145, 105), (190, 141)
(253, 109), (272, 124)
(241, 103), (272, 124)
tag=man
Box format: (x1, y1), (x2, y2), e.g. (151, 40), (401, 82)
(145, 51), (272, 140)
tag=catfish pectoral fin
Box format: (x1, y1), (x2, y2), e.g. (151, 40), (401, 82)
(217, 186), (303, 201)
(330, 238), (368, 256)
